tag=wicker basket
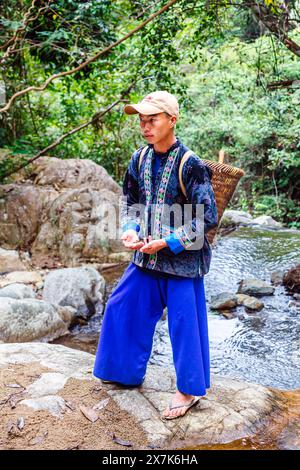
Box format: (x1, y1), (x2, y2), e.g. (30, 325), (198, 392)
(203, 158), (245, 245)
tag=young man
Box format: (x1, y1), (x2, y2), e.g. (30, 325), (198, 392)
(93, 90), (218, 419)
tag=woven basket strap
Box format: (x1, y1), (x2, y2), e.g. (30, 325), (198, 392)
(179, 149), (194, 198)
(138, 145), (149, 173)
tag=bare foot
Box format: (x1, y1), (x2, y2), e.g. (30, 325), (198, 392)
(162, 390), (195, 419)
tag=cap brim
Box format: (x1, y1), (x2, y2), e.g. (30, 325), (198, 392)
(124, 103), (163, 115)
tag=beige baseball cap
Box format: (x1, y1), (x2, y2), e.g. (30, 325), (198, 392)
(124, 90), (179, 118)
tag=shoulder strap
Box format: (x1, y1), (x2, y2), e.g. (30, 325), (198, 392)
(138, 146), (194, 198)
(138, 145), (149, 172)
(179, 150), (194, 198)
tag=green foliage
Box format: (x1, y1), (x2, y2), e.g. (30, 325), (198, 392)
(0, 0), (299, 227)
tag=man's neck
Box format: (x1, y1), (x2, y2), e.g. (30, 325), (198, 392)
(153, 134), (177, 153)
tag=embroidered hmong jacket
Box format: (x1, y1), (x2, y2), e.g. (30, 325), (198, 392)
(120, 136), (218, 278)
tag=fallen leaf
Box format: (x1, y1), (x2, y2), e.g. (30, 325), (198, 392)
(80, 405), (99, 423)
(29, 431), (48, 446)
(9, 398), (16, 409)
(9, 391), (26, 409)
(65, 444), (80, 450)
(65, 401), (76, 411)
(92, 398), (110, 411)
(17, 417), (25, 430)
(110, 432), (132, 447)
(7, 421), (14, 434)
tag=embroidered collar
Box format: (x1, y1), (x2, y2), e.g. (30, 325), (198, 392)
(149, 137), (181, 158)
(143, 141), (181, 270)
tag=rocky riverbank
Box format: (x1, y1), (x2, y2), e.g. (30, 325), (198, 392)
(0, 343), (299, 450)
(0, 157), (299, 450)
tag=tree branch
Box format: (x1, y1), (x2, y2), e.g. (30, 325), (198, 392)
(0, 0), (180, 114)
(267, 78), (300, 89)
(244, 0), (300, 57)
(0, 0), (52, 62)
(0, 79), (142, 179)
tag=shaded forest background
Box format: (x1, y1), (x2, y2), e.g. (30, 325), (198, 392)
(0, 0), (299, 228)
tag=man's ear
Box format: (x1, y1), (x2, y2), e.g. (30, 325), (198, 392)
(171, 116), (177, 127)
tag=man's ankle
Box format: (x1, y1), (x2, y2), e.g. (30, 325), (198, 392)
(177, 390), (193, 397)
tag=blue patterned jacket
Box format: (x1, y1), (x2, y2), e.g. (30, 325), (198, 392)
(120, 136), (218, 277)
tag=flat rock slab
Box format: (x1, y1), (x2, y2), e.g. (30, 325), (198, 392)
(0, 343), (287, 449)
(105, 365), (286, 448)
(0, 343), (149, 450)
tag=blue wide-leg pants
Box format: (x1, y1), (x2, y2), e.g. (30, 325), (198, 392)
(93, 262), (210, 396)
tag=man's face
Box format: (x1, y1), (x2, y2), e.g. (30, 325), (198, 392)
(139, 112), (176, 143)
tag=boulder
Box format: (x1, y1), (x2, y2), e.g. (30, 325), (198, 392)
(31, 156), (120, 193)
(251, 215), (282, 228)
(0, 248), (31, 273)
(243, 296), (264, 312)
(236, 293), (250, 305)
(0, 184), (58, 249)
(0, 283), (36, 299)
(0, 157), (125, 266)
(43, 266), (105, 319)
(237, 279), (275, 296)
(283, 264), (300, 294)
(210, 292), (238, 310)
(236, 293), (264, 311)
(220, 210), (253, 228)
(0, 271), (43, 289)
(0, 298), (73, 342)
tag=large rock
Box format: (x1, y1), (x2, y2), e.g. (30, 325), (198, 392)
(43, 267), (105, 319)
(210, 292), (238, 310)
(236, 293), (264, 311)
(283, 264), (300, 294)
(0, 283), (36, 299)
(0, 248), (31, 274)
(243, 296), (264, 312)
(0, 343), (296, 450)
(0, 184), (58, 248)
(237, 278), (275, 296)
(0, 270), (43, 289)
(251, 215), (282, 228)
(220, 210), (253, 228)
(0, 157), (125, 266)
(0, 298), (73, 342)
(31, 186), (123, 265)
(220, 211), (282, 230)
(31, 156), (120, 193)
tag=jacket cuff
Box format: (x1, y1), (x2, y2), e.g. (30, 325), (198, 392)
(122, 222), (140, 233)
(165, 233), (185, 254)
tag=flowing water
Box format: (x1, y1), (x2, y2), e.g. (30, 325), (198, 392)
(52, 225), (300, 391)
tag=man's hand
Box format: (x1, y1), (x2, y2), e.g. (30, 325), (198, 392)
(121, 231), (168, 254)
(139, 235), (168, 254)
(121, 229), (144, 250)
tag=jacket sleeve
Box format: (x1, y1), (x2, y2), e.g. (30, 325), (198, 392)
(120, 146), (144, 233)
(165, 155), (218, 253)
